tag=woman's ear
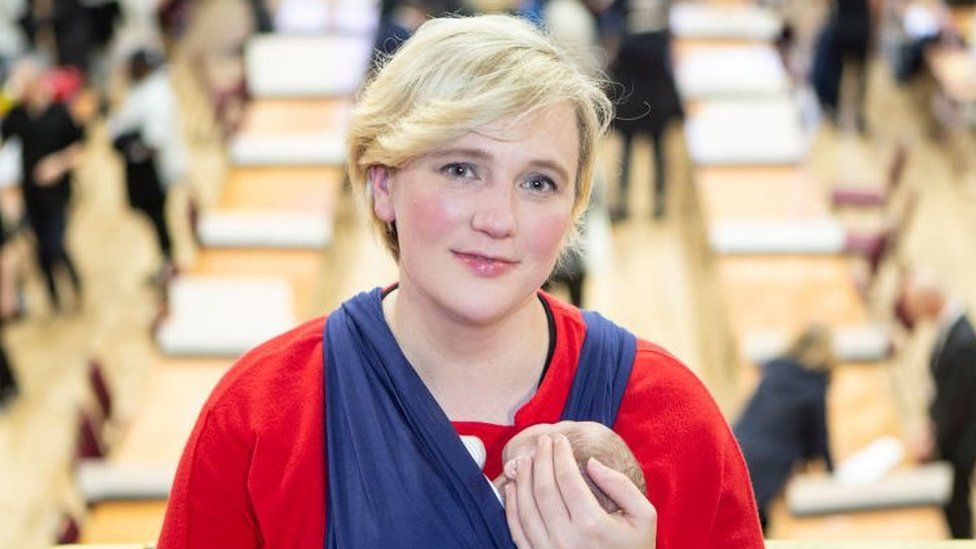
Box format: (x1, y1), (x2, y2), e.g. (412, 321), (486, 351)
(370, 166), (395, 222)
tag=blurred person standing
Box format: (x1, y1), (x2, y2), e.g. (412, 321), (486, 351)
(811, 0), (873, 132)
(21, 0), (95, 74)
(373, 0), (466, 60)
(903, 271), (976, 539)
(109, 49), (186, 283)
(607, 0), (682, 221)
(0, 206), (18, 409)
(0, 58), (84, 313)
(734, 326), (835, 533)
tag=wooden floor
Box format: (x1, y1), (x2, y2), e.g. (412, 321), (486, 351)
(3, 15), (976, 549)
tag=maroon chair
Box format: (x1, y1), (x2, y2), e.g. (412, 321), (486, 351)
(76, 411), (105, 460)
(56, 513), (80, 544)
(845, 192), (919, 295)
(831, 143), (909, 208)
(845, 230), (891, 277)
(88, 360), (112, 420)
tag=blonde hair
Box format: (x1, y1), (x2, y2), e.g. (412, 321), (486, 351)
(785, 325), (836, 373)
(346, 14), (613, 258)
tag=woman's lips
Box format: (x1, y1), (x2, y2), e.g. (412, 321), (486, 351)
(452, 251), (518, 277)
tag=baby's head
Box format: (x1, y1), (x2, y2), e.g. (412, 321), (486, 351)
(498, 421), (646, 513)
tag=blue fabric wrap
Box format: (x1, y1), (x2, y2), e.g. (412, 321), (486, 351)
(323, 289), (637, 548)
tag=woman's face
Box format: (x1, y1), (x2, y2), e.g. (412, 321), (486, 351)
(373, 101), (579, 326)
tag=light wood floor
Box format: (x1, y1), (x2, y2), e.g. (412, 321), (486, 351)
(2, 27), (976, 549)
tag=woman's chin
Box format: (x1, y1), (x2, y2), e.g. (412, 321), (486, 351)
(432, 281), (540, 327)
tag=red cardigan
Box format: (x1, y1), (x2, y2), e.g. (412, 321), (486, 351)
(158, 295), (763, 548)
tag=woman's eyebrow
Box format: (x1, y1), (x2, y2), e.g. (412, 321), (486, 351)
(430, 148), (571, 182)
(428, 147), (493, 161)
(529, 159), (571, 183)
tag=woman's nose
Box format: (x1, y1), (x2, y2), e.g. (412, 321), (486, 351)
(470, 185), (516, 239)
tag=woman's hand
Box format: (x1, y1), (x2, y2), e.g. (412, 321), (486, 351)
(33, 153), (69, 186)
(503, 434), (656, 549)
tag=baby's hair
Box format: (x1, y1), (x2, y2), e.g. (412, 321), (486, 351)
(563, 425), (646, 513)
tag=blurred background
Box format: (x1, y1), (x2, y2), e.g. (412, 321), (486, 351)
(1, 0), (975, 545)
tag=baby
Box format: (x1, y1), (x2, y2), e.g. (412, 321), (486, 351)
(464, 421), (647, 514)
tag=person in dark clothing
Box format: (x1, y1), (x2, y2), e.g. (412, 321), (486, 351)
(903, 272), (976, 539)
(109, 50), (186, 281)
(0, 341), (16, 409)
(0, 208), (19, 409)
(607, 0), (682, 221)
(372, 0), (466, 61)
(246, 0), (273, 33)
(86, 0), (123, 50)
(1, 60), (84, 312)
(811, 0), (872, 132)
(21, 0), (95, 73)
(734, 326), (835, 533)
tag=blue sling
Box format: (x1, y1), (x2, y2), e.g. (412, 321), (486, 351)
(323, 288), (637, 548)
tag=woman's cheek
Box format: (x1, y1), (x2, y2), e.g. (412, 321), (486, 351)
(528, 208), (574, 259)
(405, 191), (467, 242)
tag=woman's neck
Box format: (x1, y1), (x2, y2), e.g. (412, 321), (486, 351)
(382, 282), (550, 424)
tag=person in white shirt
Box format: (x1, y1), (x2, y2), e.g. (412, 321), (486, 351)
(108, 49), (187, 282)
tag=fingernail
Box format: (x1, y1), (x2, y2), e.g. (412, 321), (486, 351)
(505, 459), (518, 479)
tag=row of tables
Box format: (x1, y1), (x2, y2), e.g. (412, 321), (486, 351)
(671, 1), (948, 540)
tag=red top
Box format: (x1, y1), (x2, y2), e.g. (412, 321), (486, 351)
(158, 294), (762, 548)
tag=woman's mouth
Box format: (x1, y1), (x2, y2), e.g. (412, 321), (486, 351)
(452, 251), (518, 277)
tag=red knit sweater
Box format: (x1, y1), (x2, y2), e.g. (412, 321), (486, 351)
(158, 294), (762, 548)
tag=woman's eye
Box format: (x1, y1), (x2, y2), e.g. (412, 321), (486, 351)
(521, 175), (558, 194)
(439, 162), (477, 179)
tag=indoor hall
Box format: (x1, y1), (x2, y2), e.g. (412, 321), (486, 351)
(1, 0), (975, 546)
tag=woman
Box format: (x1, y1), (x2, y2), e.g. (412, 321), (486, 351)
(0, 59), (84, 312)
(734, 326), (835, 533)
(158, 15), (762, 548)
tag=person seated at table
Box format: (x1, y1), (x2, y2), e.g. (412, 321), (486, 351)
(158, 14), (763, 548)
(734, 325), (835, 533)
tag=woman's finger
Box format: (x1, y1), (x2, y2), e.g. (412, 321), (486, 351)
(551, 434), (605, 520)
(504, 482), (533, 549)
(531, 435), (572, 531)
(587, 457), (657, 524)
(515, 456), (550, 545)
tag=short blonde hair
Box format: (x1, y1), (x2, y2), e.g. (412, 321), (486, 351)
(346, 14), (613, 258)
(786, 325), (836, 373)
